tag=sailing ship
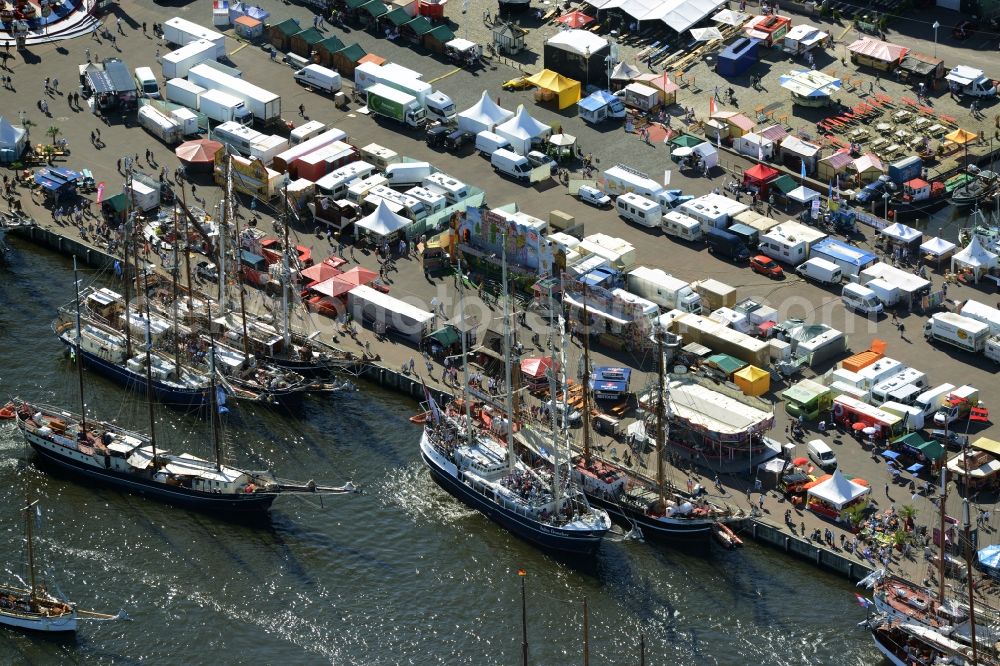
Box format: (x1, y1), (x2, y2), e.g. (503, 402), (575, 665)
(19, 260), (357, 514)
(866, 614), (997, 666)
(419, 250), (610, 556)
(949, 168), (999, 209)
(573, 326), (740, 541)
(1, 499), (124, 633)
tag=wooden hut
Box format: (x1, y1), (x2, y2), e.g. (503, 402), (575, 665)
(851, 154), (885, 185)
(313, 36), (346, 67)
(290, 27), (324, 58)
(358, 0), (389, 27)
(267, 18), (300, 52)
(817, 150), (853, 184)
(332, 43), (368, 80)
(401, 15), (434, 45)
(381, 7), (412, 37)
(847, 37), (908, 72)
(424, 24), (455, 54)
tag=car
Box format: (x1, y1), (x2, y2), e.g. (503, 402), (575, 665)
(195, 260), (218, 282)
(577, 185), (611, 208)
(425, 125), (449, 149)
(526, 150), (557, 173)
(444, 129), (475, 151)
(952, 20), (977, 40)
(502, 76), (534, 91)
(750, 255), (784, 278)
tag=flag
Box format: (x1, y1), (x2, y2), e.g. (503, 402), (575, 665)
(96, 182), (105, 203)
(757, 141), (764, 163)
(855, 594), (871, 609)
(828, 180), (833, 198)
(113, 260), (123, 276)
(517, 569), (527, 577)
(708, 96), (716, 116)
(216, 387), (229, 414)
(421, 381), (441, 424)
(716, 131), (721, 148)
(663, 170), (671, 186)
(800, 159), (807, 180)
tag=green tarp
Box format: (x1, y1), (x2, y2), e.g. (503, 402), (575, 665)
(359, 0), (389, 18)
(916, 439), (945, 461)
(670, 133), (702, 148)
(385, 7), (412, 26)
(270, 18), (300, 36)
(335, 43), (367, 63)
(345, 0), (369, 9)
(706, 353), (747, 376)
(103, 192), (127, 213)
(404, 16), (434, 35)
(892, 432), (944, 461)
(292, 27), (324, 45)
(427, 326), (460, 348)
(772, 174), (798, 195)
(426, 24), (455, 42)
(316, 36), (345, 54)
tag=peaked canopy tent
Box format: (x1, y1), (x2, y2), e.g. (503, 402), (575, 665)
(944, 127), (978, 147)
(556, 10), (595, 28)
(743, 163), (780, 194)
(495, 105), (552, 155)
(355, 200), (412, 240)
(610, 61), (640, 83)
(734, 365), (770, 397)
(690, 26), (724, 42)
(456, 90), (515, 134)
(520, 356), (557, 390)
(711, 8), (749, 25)
(881, 222), (922, 248)
(0, 116), (26, 163)
(175, 139), (224, 166)
(920, 236), (956, 264)
(787, 185), (821, 204)
(779, 70), (841, 106)
(806, 469), (871, 516)
(951, 236), (999, 283)
(525, 69), (582, 109)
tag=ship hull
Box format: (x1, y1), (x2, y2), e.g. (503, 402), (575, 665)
(583, 491), (716, 541)
(24, 432), (276, 514)
(0, 609), (77, 633)
(870, 629), (910, 666)
(420, 441), (604, 556)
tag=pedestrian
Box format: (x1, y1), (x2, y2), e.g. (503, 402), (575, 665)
(758, 494), (765, 510)
(116, 17), (123, 34)
(713, 85), (719, 102)
(155, 48), (159, 59)
(142, 21), (147, 34)
(270, 47), (277, 61)
(43, 76), (49, 93)
(84, 47), (91, 62)
(298, 103), (305, 117)
(885, 483), (890, 497)
(51, 78), (58, 93)
(41, 100), (48, 115)
(110, 34), (117, 48)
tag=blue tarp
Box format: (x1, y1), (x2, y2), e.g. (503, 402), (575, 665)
(810, 237), (877, 269)
(578, 90), (617, 113)
(33, 167), (79, 193)
(979, 544), (1000, 575)
(579, 267), (619, 288)
(881, 450), (900, 460)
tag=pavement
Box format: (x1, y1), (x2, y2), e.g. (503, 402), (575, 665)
(4, 0), (1000, 595)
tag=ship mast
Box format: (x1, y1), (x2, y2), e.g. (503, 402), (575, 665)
(225, 154), (250, 358)
(207, 303), (224, 472)
(171, 201), (181, 373)
(120, 173), (133, 358)
(938, 466), (948, 605)
(549, 303), (563, 509)
(280, 188), (292, 352)
(24, 498), (37, 604)
(140, 268), (158, 465)
(581, 292), (592, 467)
(962, 495), (979, 665)
(655, 326), (666, 508)
(457, 256), (473, 445)
(72, 257), (87, 435)
(217, 173), (228, 310)
(501, 232), (515, 473)
(180, 185), (194, 324)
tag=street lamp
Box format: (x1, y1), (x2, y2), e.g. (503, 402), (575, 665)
(882, 191), (891, 219)
(933, 21), (940, 58)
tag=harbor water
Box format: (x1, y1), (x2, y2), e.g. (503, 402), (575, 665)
(0, 240), (880, 664)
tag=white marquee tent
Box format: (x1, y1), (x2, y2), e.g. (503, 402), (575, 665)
(610, 61), (641, 82)
(585, 0), (725, 34)
(806, 469), (870, 511)
(0, 116), (27, 163)
(919, 236), (956, 258)
(355, 200), (412, 239)
(787, 185), (821, 203)
(881, 222), (922, 246)
(456, 91), (515, 135)
(495, 105), (551, 155)
(951, 236), (999, 283)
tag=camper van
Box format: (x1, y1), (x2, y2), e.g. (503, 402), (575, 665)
(678, 194), (749, 232)
(423, 172), (470, 204)
(134, 66), (160, 99)
(346, 174), (389, 204)
(807, 440), (837, 470)
(661, 210), (703, 242)
(385, 161), (433, 187)
(914, 383), (956, 419)
(870, 368), (928, 405)
(616, 193), (662, 228)
(601, 164), (664, 198)
(475, 131), (512, 157)
(404, 186), (447, 216)
(842, 283), (883, 315)
(315, 162), (377, 199)
(758, 221), (827, 266)
(363, 185), (428, 221)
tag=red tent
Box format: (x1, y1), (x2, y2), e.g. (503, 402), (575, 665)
(311, 276), (354, 299)
(175, 139), (224, 165)
(300, 257), (346, 286)
(520, 357), (557, 379)
(743, 163), (780, 195)
(335, 266), (378, 287)
(555, 10), (594, 28)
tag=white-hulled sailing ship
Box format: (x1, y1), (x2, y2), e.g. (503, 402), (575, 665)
(419, 247), (610, 556)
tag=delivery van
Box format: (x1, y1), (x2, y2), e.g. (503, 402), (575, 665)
(616, 193), (662, 228)
(842, 283), (883, 315)
(476, 130), (511, 157)
(914, 383), (956, 419)
(490, 149), (531, 182)
(796, 257), (842, 285)
(807, 439), (838, 470)
(385, 161), (433, 187)
(293, 64), (342, 94)
(134, 66), (160, 98)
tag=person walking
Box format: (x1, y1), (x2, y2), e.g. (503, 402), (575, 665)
(298, 103), (305, 117)
(116, 17), (124, 35)
(142, 21), (147, 35)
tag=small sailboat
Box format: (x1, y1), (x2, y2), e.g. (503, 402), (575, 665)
(1, 499), (122, 633)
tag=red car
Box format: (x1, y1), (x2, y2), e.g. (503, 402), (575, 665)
(750, 255), (784, 278)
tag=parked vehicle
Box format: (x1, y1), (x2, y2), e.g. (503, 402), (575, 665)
(491, 149), (531, 182)
(661, 210), (702, 242)
(134, 66), (160, 99)
(796, 257), (842, 285)
(626, 267), (703, 313)
(502, 76), (534, 91)
(807, 439), (837, 470)
(706, 227), (750, 262)
(923, 312), (990, 353)
(423, 173), (469, 203)
(164, 77), (205, 110)
(198, 88), (252, 124)
(385, 162), (433, 188)
(162, 17), (226, 57)
(750, 254), (783, 278)
(945, 65), (997, 98)
(426, 125), (449, 149)
(187, 63), (281, 122)
(294, 64), (342, 94)
(354, 61), (456, 123)
(290, 120), (327, 145)
(138, 105), (182, 144)
(526, 150), (557, 173)
(914, 383), (956, 419)
(577, 185), (611, 208)
(475, 130), (511, 157)
(160, 40), (217, 79)
(841, 283), (883, 315)
(958, 299), (1000, 336)
(365, 83), (426, 127)
(933, 385), (979, 426)
(615, 193), (662, 228)
(444, 130), (475, 151)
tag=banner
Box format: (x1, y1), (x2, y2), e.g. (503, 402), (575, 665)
(96, 182), (105, 203)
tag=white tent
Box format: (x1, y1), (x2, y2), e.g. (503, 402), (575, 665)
(951, 236), (999, 283)
(881, 222), (922, 245)
(456, 90), (515, 135)
(711, 8), (749, 26)
(920, 236), (956, 258)
(787, 185), (821, 203)
(355, 200), (412, 239)
(545, 30), (608, 57)
(691, 142), (718, 169)
(0, 116), (26, 161)
(807, 469), (870, 511)
(495, 105), (551, 155)
(690, 26), (723, 42)
(587, 0), (725, 34)
(610, 61), (641, 82)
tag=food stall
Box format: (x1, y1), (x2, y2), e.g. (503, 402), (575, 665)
(848, 37), (909, 72)
(806, 469), (871, 521)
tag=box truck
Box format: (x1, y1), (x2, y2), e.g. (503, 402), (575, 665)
(914, 383), (956, 419)
(187, 63), (281, 122)
(198, 88), (252, 123)
(170, 107), (199, 136)
(626, 267), (703, 313)
(165, 77), (206, 110)
(923, 312), (990, 354)
(365, 83), (426, 127)
(958, 299), (1000, 336)
(933, 385), (979, 426)
(354, 62), (455, 123)
(138, 106), (182, 144)
(691, 279), (736, 312)
(161, 40), (217, 79)
(162, 17), (226, 58)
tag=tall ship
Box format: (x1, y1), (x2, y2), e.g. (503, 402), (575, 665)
(419, 250), (610, 556)
(573, 323), (741, 541)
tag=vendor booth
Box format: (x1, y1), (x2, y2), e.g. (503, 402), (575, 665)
(782, 378), (832, 420)
(524, 69), (581, 110)
(780, 70), (841, 107)
(621, 82), (660, 113)
(782, 25), (830, 54)
(743, 163), (780, 196)
(743, 14), (791, 46)
(609, 61), (640, 90)
(806, 469), (871, 520)
(733, 132), (775, 160)
(951, 236), (998, 283)
(734, 365), (770, 397)
(233, 15), (264, 41)
(880, 222), (922, 252)
(0, 116), (27, 164)
(33, 167), (79, 203)
(543, 30), (608, 85)
(947, 441), (1000, 491)
(710, 111), (754, 138)
(495, 105), (551, 156)
(578, 90), (626, 124)
(848, 37), (908, 71)
(779, 135), (821, 174)
(355, 199), (412, 240)
(520, 356), (557, 391)
(851, 154), (885, 185)
(897, 52), (945, 85)
(634, 72), (680, 106)
(716, 38), (759, 78)
(589, 366), (631, 401)
(547, 133), (577, 161)
(920, 236), (956, 267)
(787, 185), (821, 204)
(456, 90), (514, 135)
(817, 151), (853, 184)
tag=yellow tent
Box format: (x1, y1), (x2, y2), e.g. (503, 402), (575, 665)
(734, 365), (771, 397)
(944, 128), (977, 145)
(525, 69), (581, 109)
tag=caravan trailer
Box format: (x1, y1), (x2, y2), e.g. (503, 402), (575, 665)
(661, 210), (703, 241)
(758, 221), (827, 266)
(600, 164), (664, 198)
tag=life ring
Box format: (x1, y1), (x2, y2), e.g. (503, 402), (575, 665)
(833, 403), (844, 418)
(0, 402), (15, 420)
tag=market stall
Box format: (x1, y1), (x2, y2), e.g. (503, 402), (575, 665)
(710, 111), (755, 138)
(456, 90), (514, 135)
(355, 199), (412, 241)
(543, 30), (608, 85)
(806, 469), (870, 520)
(0, 116), (27, 164)
(743, 163), (780, 195)
(880, 222), (922, 252)
(779, 70), (841, 107)
(848, 37), (908, 72)
(779, 136), (821, 174)
(609, 61), (640, 90)
(851, 154), (885, 185)
(733, 132), (775, 160)
(950, 236), (998, 283)
(577, 90), (626, 124)
(919, 236), (956, 267)
(634, 72), (680, 106)
(734, 365), (770, 397)
(495, 105), (551, 155)
(524, 69), (581, 110)
(787, 185), (821, 204)
(520, 356), (557, 392)
(817, 151), (853, 184)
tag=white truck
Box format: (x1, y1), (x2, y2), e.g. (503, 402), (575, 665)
(211, 121), (288, 164)
(162, 17), (226, 58)
(626, 267), (702, 313)
(945, 65), (997, 98)
(914, 383), (956, 420)
(354, 61), (456, 123)
(198, 88), (252, 124)
(958, 299), (1000, 336)
(138, 106), (182, 145)
(933, 385), (979, 426)
(165, 77), (206, 110)
(923, 312), (990, 354)
(161, 39), (217, 79)
(365, 83), (426, 127)
(187, 63), (281, 123)
(293, 64), (342, 94)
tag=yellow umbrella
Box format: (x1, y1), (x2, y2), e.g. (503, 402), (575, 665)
(944, 128), (977, 145)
